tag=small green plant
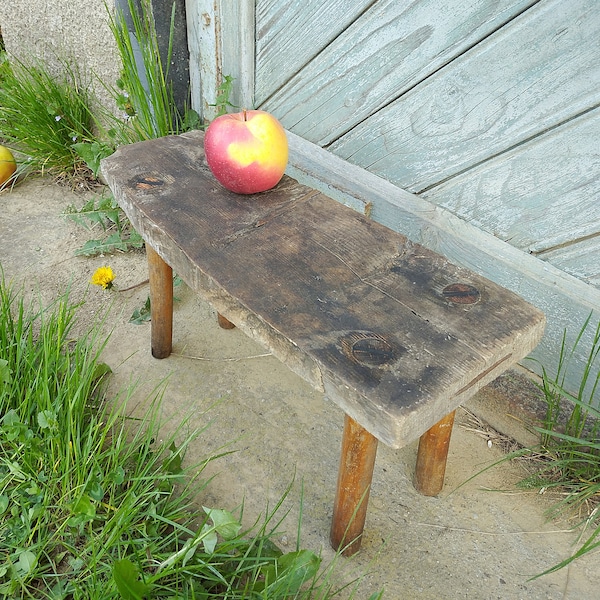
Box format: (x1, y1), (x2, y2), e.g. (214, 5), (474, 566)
(0, 56), (99, 180)
(518, 313), (600, 576)
(212, 75), (238, 116)
(129, 296), (151, 324)
(65, 193), (144, 256)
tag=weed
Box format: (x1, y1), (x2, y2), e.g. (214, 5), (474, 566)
(518, 313), (600, 576)
(129, 296), (151, 324)
(64, 193), (143, 256)
(0, 56), (98, 181)
(212, 75), (238, 116)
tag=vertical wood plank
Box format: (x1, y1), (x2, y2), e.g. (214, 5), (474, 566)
(185, 0), (215, 119)
(414, 411), (456, 496)
(330, 415), (379, 556)
(219, 0), (255, 110)
(185, 0), (254, 119)
(147, 245), (173, 359)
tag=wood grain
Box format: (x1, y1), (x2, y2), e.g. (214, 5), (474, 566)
(255, 0), (372, 105)
(420, 107), (600, 258)
(539, 236), (600, 289)
(101, 131), (544, 448)
(329, 0), (600, 193)
(285, 130), (599, 401)
(147, 245), (173, 358)
(330, 414), (378, 555)
(414, 411), (456, 496)
(261, 0), (535, 146)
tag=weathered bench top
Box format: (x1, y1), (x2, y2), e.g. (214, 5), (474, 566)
(101, 130), (545, 449)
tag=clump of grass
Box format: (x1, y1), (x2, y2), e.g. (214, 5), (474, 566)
(0, 0), (200, 185)
(0, 55), (99, 181)
(518, 313), (600, 576)
(107, 0), (199, 143)
(0, 274), (375, 598)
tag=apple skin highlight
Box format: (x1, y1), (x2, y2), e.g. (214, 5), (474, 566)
(204, 110), (288, 194)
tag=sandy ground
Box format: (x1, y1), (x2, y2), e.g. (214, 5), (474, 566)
(1, 176), (599, 599)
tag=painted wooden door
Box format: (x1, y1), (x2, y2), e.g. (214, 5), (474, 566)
(256, 0), (600, 291)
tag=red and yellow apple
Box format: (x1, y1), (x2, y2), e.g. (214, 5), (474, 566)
(0, 145), (17, 187)
(204, 109), (288, 194)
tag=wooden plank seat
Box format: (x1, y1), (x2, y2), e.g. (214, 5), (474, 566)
(101, 131), (545, 556)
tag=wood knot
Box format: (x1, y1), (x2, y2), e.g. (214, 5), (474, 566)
(442, 283), (480, 305)
(341, 332), (397, 367)
(131, 174), (166, 190)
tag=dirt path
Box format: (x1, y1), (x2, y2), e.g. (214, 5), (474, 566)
(1, 177), (598, 599)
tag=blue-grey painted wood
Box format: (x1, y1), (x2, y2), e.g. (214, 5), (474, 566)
(540, 238), (600, 289)
(261, 0), (537, 146)
(329, 0), (600, 193)
(193, 0), (600, 398)
(284, 132), (600, 398)
(255, 0), (374, 106)
(420, 107), (600, 259)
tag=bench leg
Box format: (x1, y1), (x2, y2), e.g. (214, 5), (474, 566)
(414, 410), (456, 496)
(147, 245), (173, 359)
(217, 313), (236, 329)
(330, 414), (378, 556)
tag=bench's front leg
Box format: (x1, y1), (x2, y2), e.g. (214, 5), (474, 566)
(330, 414), (378, 556)
(414, 410), (456, 496)
(147, 245), (173, 359)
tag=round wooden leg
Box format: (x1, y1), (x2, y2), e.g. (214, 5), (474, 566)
(146, 245), (173, 359)
(414, 410), (456, 496)
(217, 312), (236, 329)
(330, 414), (379, 556)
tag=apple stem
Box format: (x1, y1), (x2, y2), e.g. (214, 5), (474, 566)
(243, 108), (247, 121)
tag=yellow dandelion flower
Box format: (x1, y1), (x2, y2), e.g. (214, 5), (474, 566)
(91, 266), (115, 289)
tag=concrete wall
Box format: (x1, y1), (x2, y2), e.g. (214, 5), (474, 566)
(0, 0), (192, 119)
(0, 0), (121, 112)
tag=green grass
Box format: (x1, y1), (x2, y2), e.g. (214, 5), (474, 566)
(0, 274), (380, 598)
(107, 0), (199, 144)
(0, 0), (201, 185)
(0, 55), (99, 180)
(519, 313), (600, 576)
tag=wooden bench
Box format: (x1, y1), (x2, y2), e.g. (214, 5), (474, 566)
(101, 131), (545, 556)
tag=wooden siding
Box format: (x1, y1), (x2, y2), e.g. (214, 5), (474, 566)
(255, 0), (374, 106)
(256, 0), (600, 288)
(188, 0), (600, 395)
(259, 0), (538, 146)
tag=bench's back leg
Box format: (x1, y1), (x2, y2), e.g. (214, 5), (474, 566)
(217, 313), (236, 329)
(414, 410), (456, 496)
(147, 245), (173, 359)
(330, 414), (379, 556)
